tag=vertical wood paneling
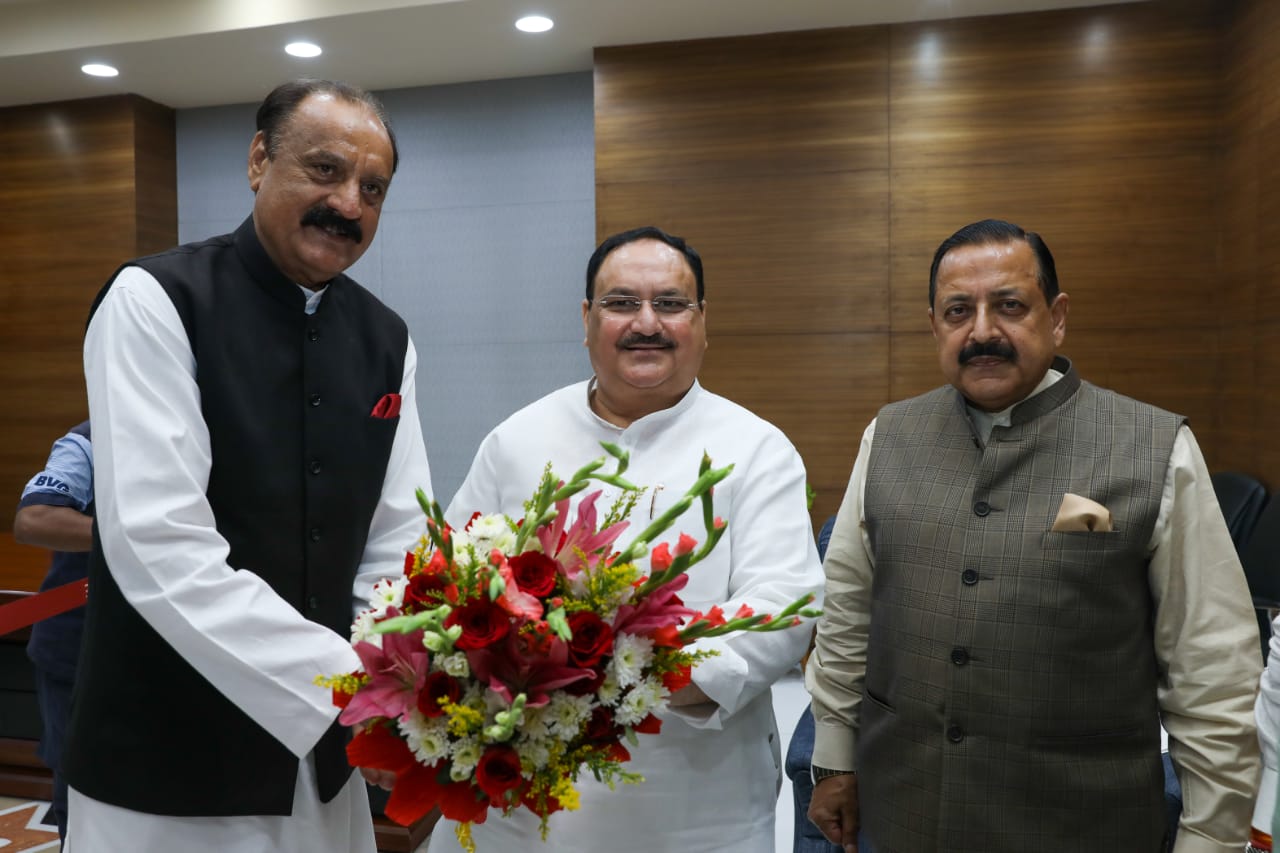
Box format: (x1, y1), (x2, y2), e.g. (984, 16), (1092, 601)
(595, 0), (1265, 527)
(0, 95), (176, 530)
(1218, 0), (1280, 487)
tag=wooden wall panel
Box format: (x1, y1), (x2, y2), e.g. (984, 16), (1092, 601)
(0, 95), (175, 534)
(1218, 0), (1280, 489)
(888, 2), (1222, 170)
(594, 27), (890, 184)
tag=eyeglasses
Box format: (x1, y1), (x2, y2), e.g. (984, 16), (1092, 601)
(593, 295), (702, 316)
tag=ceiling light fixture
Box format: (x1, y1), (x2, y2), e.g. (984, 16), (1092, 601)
(285, 42), (322, 58)
(81, 63), (119, 77)
(515, 15), (554, 34)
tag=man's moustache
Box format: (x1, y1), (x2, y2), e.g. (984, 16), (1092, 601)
(959, 341), (1017, 364)
(301, 207), (363, 244)
(618, 333), (674, 349)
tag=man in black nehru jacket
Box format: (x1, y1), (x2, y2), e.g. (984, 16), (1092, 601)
(63, 78), (432, 852)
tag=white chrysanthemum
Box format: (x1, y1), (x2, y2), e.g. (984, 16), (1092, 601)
(399, 710), (453, 766)
(595, 673), (622, 707)
(449, 737), (482, 781)
(370, 576), (409, 611)
(615, 677), (670, 727)
(545, 693), (594, 738)
(438, 652), (470, 678)
(610, 632), (655, 689)
(350, 609), (383, 648)
(454, 514), (517, 559)
(519, 704), (552, 741)
(515, 736), (552, 774)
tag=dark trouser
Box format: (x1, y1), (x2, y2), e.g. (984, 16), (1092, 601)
(34, 668), (73, 841)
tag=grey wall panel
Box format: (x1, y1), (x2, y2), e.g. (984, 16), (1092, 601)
(175, 72), (594, 510)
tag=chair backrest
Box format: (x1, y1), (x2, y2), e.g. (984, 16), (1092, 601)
(1242, 494), (1280, 609)
(1211, 471), (1269, 550)
(817, 515), (837, 562)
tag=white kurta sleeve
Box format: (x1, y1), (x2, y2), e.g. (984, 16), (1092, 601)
(352, 336), (434, 614)
(85, 267), (363, 759)
(443, 430), (504, 530)
(804, 420), (876, 772)
(678, 429), (826, 728)
(1149, 426), (1261, 853)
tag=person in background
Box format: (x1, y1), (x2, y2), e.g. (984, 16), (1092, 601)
(61, 78), (433, 853)
(806, 219), (1261, 853)
(13, 420), (92, 841)
(426, 226), (824, 853)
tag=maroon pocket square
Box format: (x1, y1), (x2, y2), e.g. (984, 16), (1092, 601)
(371, 393), (402, 419)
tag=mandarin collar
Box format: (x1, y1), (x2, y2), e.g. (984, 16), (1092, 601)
(582, 378), (703, 439)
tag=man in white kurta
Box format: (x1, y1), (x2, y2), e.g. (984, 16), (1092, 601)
(426, 227), (823, 853)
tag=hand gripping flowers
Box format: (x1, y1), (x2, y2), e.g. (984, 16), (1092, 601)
(320, 444), (819, 851)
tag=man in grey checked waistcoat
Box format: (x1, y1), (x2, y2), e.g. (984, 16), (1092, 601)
(805, 219), (1260, 853)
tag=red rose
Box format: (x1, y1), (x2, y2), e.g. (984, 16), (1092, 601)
(566, 611), (613, 668)
(404, 571), (450, 609)
(475, 745), (524, 802)
(446, 599), (510, 650)
(403, 552), (416, 575)
(583, 707), (620, 744)
(508, 552), (558, 597)
(417, 671), (462, 717)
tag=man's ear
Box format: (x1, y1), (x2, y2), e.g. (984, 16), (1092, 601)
(247, 131), (269, 192)
(1050, 292), (1069, 347)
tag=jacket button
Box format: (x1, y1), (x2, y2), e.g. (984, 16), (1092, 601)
(308, 596), (320, 610)
(309, 394), (321, 407)
(973, 500), (991, 517)
(950, 647), (970, 666)
(309, 460), (322, 475)
(307, 328), (320, 342)
(309, 526), (322, 542)
(961, 568), (979, 585)
(947, 725), (965, 743)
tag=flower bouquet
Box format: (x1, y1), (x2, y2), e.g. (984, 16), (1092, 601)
(320, 443), (818, 851)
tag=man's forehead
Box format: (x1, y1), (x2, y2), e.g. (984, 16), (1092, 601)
(599, 242), (693, 281)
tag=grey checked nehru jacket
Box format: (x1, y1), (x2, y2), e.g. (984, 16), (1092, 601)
(857, 357), (1183, 853)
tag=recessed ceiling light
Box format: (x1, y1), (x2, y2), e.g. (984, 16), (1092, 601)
(285, 42), (322, 58)
(81, 63), (119, 77)
(515, 15), (554, 33)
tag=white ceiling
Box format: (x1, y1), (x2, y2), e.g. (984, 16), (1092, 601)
(0, 0), (1144, 110)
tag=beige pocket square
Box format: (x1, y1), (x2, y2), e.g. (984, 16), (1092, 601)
(1052, 493), (1114, 532)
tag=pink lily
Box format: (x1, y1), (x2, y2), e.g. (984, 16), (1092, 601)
(338, 628), (431, 726)
(537, 490), (629, 581)
(612, 573), (696, 637)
